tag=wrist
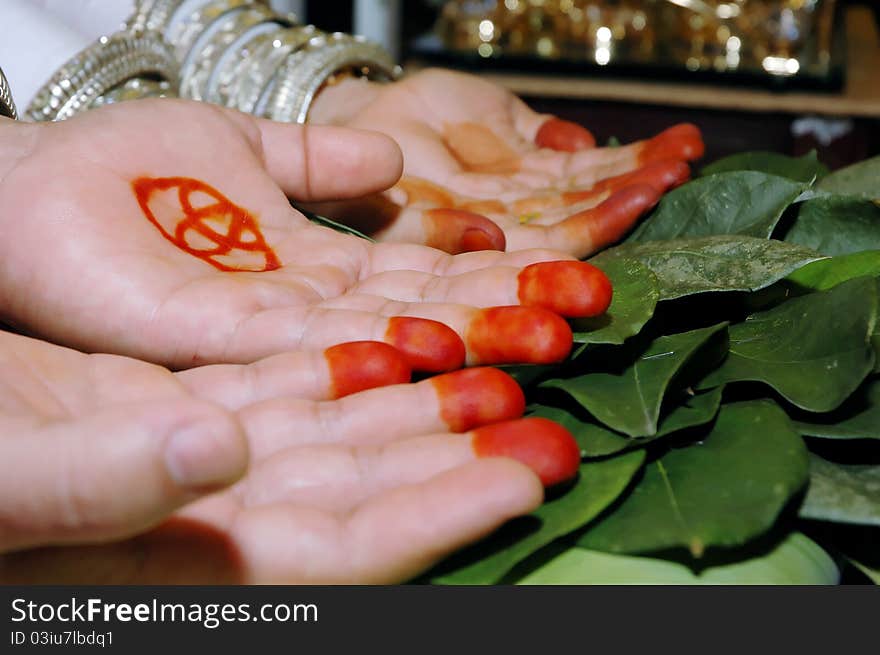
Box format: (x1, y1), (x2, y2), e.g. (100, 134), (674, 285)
(308, 76), (385, 126)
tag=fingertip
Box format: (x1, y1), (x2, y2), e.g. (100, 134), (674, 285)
(639, 123), (705, 165)
(386, 317), (467, 372)
(325, 341), (412, 399)
(564, 184), (660, 251)
(536, 118), (597, 151)
(467, 307), (573, 365)
(518, 260), (613, 318)
(471, 417), (581, 487)
(423, 208), (506, 254)
(432, 367), (526, 432)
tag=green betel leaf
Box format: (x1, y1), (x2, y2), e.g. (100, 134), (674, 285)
(788, 251), (880, 291)
(516, 533), (838, 585)
(784, 197), (880, 256)
(529, 387), (724, 458)
(572, 258), (659, 345)
(816, 155), (880, 200)
(701, 151), (829, 183)
(542, 323), (727, 438)
(431, 451), (645, 585)
(793, 378), (880, 440)
(799, 454), (880, 526)
(295, 206), (375, 241)
(594, 236), (823, 300)
(627, 171), (807, 242)
(700, 276), (877, 412)
(577, 401), (810, 558)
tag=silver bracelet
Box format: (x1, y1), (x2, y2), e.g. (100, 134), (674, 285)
(179, 2), (276, 101)
(209, 21), (292, 106)
(0, 66), (17, 120)
(232, 24), (318, 114)
(262, 32), (400, 124)
(91, 77), (175, 108)
(26, 31), (179, 122)
(168, 0), (266, 64)
(126, 0), (185, 34)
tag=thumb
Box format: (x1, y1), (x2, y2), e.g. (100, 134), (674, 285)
(0, 400), (248, 552)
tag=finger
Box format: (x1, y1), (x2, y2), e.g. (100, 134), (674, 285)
(353, 260), (612, 318)
(223, 108), (404, 201)
(507, 184), (661, 257)
(239, 367), (526, 458)
(232, 458), (543, 583)
(176, 341), (412, 409)
(0, 400), (247, 552)
(638, 123), (705, 165)
(243, 416), (580, 513)
(535, 117), (597, 152)
(571, 158), (691, 194)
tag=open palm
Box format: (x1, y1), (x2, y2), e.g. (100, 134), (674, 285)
(0, 100), (610, 370)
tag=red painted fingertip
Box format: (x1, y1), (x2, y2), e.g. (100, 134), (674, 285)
(432, 367), (526, 432)
(535, 118), (597, 152)
(424, 208), (506, 254)
(467, 307), (572, 365)
(472, 417), (581, 487)
(570, 184), (662, 250)
(386, 317), (467, 373)
(325, 341), (412, 399)
(638, 123), (705, 165)
(518, 261), (613, 318)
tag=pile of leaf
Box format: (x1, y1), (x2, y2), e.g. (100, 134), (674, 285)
(426, 151), (880, 585)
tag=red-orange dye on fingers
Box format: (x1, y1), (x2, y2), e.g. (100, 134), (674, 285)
(458, 199), (507, 215)
(423, 208), (506, 254)
(443, 122), (522, 174)
(472, 417), (581, 487)
(594, 160), (691, 195)
(325, 341), (412, 399)
(385, 317), (466, 373)
(467, 307), (572, 365)
(431, 367), (526, 433)
(535, 118), (596, 152)
(518, 261), (613, 318)
(638, 123), (705, 165)
(132, 177), (280, 272)
(398, 177), (457, 207)
(565, 184), (661, 251)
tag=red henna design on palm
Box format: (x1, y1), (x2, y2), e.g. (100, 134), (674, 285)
(132, 177), (281, 272)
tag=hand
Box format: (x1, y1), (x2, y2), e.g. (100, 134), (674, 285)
(0, 101), (610, 370)
(0, 332), (578, 583)
(309, 68), (704, 257)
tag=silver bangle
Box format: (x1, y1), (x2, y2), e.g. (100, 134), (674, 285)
(209, 21), (292, 106)
(232, 24), (318, 114)
(26, 31), (179, 122)
(126, 0), (184, 34)
(169, 0), (266, 64)
(179, 3), (276, 101)
(262, 33), (400, 124)
(0, 66), (17, 120)
(91, 77), (175, 108)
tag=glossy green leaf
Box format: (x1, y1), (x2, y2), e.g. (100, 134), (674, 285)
(787, 250), (880, 291)
(572, 257), (659, 345)
(516, 533), (838, 585)
(295, 206), (375, 241)
(577, 401), (810, 557)
(793, 378), (880, 440)
(627, 172), (806, 242)
(543, 324), (727, 438)
(785, 196), (880, 256)
(701, 150), (828, 183)
(800, 454), (880, 526)
(817, 155), (880, 200)
(431, 452), (645, 585)
(529, 387), (724, 458)
(700, 277), (877, 412)
(594, 236), (823, 300)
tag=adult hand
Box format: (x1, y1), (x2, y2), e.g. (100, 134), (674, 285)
(0, 331), (578, 583)
(310, 68), (704, 257)
(0, 100), (610, 370)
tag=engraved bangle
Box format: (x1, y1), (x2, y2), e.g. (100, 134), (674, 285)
(262, 33), (400, 124)
(25, 31), (179, 122)
(209, 21), (290, 106)
(0, 66), (17, 120)
(179, 3), (276, 101)
(91, 77), (175, 108)
(233, 24), (318, 114)
(168, 0), (267, 64)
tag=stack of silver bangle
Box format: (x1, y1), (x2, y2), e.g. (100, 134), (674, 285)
(24, 0), (401, 124)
